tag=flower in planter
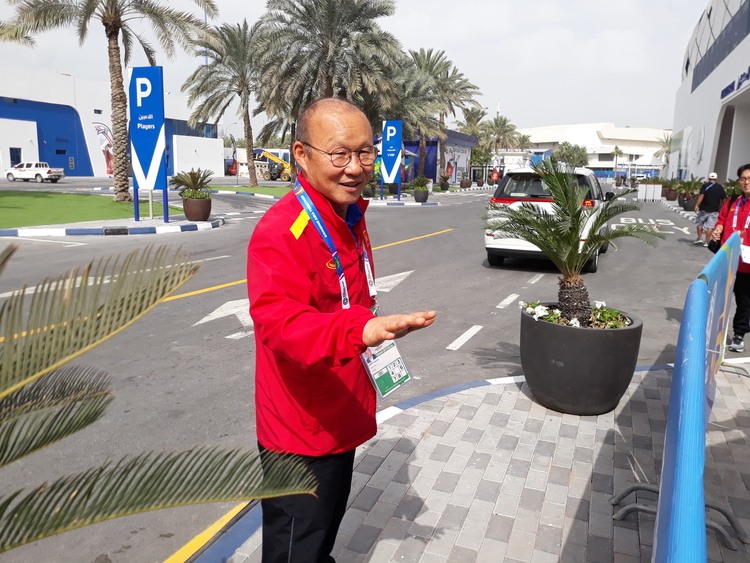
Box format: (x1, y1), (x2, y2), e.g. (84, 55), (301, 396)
(520, 299), (632, 329)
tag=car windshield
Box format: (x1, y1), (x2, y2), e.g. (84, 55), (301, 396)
(497, 173), (590, 199)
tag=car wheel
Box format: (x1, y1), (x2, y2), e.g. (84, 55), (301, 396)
(583, 251), (599, 273)
(262, 172), (271, 181)
(487, 253), (505, 267)
(600, 242), (610, 254)
(35, 174), (43, 183)
(280, 173), (291, 182)
(6, 173), (14, 181)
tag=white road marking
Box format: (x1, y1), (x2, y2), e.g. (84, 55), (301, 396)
(375, 271), (413, 293)
(0, 254), (232, 299)
(12, 238), (87, 247)
(496, 293), (519, 309)
(226, 330), (254, 340)
(193, 298), (253, 328)
(723, 357), (750, 365)
(447, 325), (483, 350)
(486, 375), (526, 385)
(528, 274), (544, 284)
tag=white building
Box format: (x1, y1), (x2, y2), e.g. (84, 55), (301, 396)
(518, 123), (670, 179)
(671, 0), (750, 182)
(0, 63), (223, 177)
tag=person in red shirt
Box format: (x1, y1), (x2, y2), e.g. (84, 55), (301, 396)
(247, 98), (436, 562)
(713, 163), (750, 352)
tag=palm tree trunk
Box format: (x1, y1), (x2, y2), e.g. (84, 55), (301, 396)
(418, 134), (426, 178)
(439, 113), (446, 179)
(288, 122), (297, 185)
(107, 31), (132, 202)
(558, 276), (592, 327)
(243, 108), (258, 188)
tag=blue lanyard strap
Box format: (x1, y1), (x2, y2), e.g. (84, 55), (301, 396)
(732, 198), (750, 232)
(294, 181), (351, 309)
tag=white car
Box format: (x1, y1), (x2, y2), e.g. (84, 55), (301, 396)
(484, 166), (613, 272)
(5, 162), (65, 183)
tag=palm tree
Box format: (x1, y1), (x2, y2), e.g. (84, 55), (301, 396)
(484, 159), (664, 324)
(182, 20), (260, 187)
(456, 107), (487, 138)
(654, 133), (672, 167)
(387, 58), (443, 178)
(482, 115), (519, 154)
(1, 0), (218, 202)
(611, 145), (624, 182)
(252, 0), (401, 117)
(0, 244), (315, 553)
(408, 48), (479, 179)
(516, 134), (533, 151)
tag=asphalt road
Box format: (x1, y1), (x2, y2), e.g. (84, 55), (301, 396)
(0, 186), (717, 562)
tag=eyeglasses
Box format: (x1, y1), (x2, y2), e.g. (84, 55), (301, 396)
(300, 141), (377, 168)
(740, 177), (750, 183)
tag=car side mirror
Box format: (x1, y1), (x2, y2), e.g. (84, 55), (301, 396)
(605, 192), (615, 201)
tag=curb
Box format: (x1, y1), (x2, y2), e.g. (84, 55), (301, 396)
(0, 218), (225, 237)
(661, 200), (697, 223)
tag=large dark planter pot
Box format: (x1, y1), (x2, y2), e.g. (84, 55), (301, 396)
(182, 198), (212, 221)
(388, 183), (399, 195)
(682, 196), (698, 211)
(477, 180), (484, 187)
(677, 195), (687, 207)
(440, 182), (450, 191)
(665, 189), (678, 201)
(413, 189), (429, 202)
(460, 179), (472, 189)
(520, 306), (643, 415)
(362, 187), (375, 198)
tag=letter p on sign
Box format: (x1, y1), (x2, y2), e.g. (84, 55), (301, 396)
(385, 126), (397, 141)
(136, 78), (152, 107)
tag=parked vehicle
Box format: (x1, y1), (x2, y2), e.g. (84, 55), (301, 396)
(484, 166), (613, 272)
(254, 151), (291, 182)
(5, 162), (65, 183)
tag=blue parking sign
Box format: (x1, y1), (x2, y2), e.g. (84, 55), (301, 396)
(380, 121), (402, 183)
(129, 66), (166, 191)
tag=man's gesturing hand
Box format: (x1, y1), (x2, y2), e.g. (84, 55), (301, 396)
(363, 311), (437, 348)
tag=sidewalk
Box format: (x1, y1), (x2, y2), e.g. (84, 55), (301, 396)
(199, 364), (750, 563)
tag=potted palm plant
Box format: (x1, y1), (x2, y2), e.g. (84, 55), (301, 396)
(411, 175), (430, 202)
(170, 168), (213, 221)
(485, 159), (665, 415)
(439, 174), (450, 191)
(678, 175), (704, 210)
(459, 171), (472, 189)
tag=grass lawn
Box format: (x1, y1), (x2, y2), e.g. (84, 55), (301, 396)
(212, 185), (292, 197)
(0, 191), (180, 229)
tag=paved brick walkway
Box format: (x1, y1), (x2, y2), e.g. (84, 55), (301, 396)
(229, 366), (750, 562)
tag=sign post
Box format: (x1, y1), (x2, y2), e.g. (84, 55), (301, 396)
(128, 66), (169, 222)
(381, 120), (403, 201)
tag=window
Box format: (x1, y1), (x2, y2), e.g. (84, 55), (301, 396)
(55, 149), (67, 155)
(94, 109), (103, 115)
(9, 148), (21, 167)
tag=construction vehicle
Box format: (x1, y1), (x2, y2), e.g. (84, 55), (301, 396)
(254, 150), (292, 182)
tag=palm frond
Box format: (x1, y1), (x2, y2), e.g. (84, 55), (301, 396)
(0, 447), (316, 553)
(0, 246), (200, 400)
(0, 245), (18, 277)
(0, 366), (112, 467)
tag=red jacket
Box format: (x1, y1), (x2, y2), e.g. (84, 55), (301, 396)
(247, 174), (377, 456)
(717, 197), (750, 273)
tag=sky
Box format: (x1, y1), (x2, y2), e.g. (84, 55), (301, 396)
(0, 0), (709, 132)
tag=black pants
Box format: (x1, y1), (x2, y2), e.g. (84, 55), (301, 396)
(258, 443), (355, 563)
(733, 271), (750, 338)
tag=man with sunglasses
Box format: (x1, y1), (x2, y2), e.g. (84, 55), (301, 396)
(247, 98), (436, 562)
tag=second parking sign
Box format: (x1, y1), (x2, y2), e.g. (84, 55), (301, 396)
(129, 66), (167, 192)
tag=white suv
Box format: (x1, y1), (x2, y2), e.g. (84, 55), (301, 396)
(484, 166), (613, 272)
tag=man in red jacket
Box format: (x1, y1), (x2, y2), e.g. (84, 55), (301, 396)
(713, 163), (750, 352)
(247, 98), (436, 562)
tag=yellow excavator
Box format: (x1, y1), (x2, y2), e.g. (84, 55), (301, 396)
(254, 150), (292, 182)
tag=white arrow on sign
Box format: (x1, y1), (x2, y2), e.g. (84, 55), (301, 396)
(194, 298), (254, 339)
(375, 271), (413, 293)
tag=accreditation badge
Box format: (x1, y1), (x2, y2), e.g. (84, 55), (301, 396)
(741, 244), (750, 264)
(360, 340), (411, 398)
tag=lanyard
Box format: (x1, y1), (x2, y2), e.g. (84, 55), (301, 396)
(731, 198), (750, 232)
(293, 181), (376, 310)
